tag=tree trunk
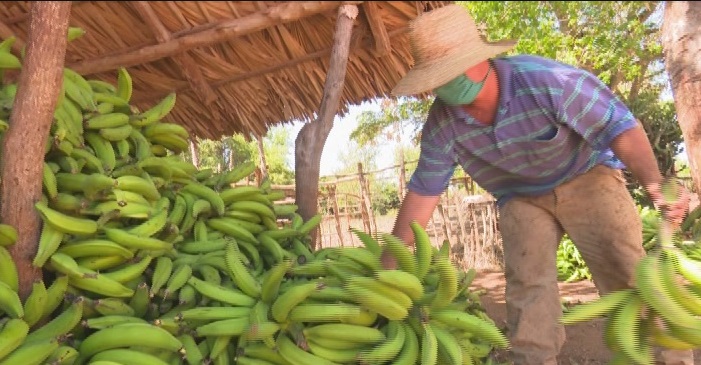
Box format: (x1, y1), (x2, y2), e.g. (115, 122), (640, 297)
(295, 4), (357, 249)
(1, 1), (71, 300)
(661, 1), (701, 196)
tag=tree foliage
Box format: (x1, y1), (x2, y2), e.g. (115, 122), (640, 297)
(183, 125), (295, 185)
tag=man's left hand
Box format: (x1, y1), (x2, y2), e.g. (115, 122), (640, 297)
(646, 180), (691, 228)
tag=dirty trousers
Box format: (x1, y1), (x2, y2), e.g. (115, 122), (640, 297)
(498, 165), (694, 365)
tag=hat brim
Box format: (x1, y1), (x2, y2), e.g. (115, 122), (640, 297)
(391, 40), (517, 96)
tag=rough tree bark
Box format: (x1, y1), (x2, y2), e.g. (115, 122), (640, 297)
(661, 2), (701, 196)
(295, 5), (357, 249)
(0, 1), (71, 300)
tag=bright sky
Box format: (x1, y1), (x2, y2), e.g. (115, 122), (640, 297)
(287, 100), (396, 177)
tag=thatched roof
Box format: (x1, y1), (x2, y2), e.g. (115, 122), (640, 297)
(0, 1), (452, 140)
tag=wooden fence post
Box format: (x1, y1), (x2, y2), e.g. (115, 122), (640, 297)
(398, 153), (406, 200)
(328, 184), (344, 247)
(357, 163), (373, 234)
(437, 199), (451, 246)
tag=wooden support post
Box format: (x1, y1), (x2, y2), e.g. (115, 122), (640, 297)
(295, 4), (357, 249)
(1, 1), (71, 300)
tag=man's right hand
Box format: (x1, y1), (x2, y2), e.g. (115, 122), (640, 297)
(380, 249), (398, 270)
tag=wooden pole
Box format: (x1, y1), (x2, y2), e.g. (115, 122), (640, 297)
(453, 195), (470, 267)
(1, 1), (71, 300)
(661, 2), (701, 197)
(256, 134), (268, 182)
(398, 152), (406, 200)
(357, 162), (372, 234)
(189, 139), (199, 169)
(328, 184), (344, 247)
(295, 4), (357, 249)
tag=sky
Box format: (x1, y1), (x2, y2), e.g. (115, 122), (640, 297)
(286, 100), (398, 177)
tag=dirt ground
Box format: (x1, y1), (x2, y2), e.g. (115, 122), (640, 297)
(471, 270), (701, 365)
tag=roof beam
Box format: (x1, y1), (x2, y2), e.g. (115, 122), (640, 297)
(67, 1), (364, 76)
(0, 18), (25, 54)
(133, 25), (408, 105)
(361, 2), (390, 57)
(131, 1), (222, 125)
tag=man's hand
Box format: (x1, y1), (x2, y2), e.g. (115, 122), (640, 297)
(380, 249), (398, 270)
(645, 180), (690, 229)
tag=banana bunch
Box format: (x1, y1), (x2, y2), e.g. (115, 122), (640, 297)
(561, 229), (701, 364)
(0, 27), (509, 365)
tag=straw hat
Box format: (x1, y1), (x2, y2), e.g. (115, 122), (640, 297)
(391, 4), (517, 96)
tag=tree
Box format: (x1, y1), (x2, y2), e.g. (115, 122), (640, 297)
(250, 125), (295, 185)
(661, 1), (701, 196)
(0, 1), (71, 300)
(184, 125), (295, 186)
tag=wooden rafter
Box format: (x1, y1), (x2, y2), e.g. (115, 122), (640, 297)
(134, 24), (408, 105)
(361, 2), (390, 57)
(0, 18), (25, 54)
(67, 1), (364, 76)
(131, 1), (222, 125)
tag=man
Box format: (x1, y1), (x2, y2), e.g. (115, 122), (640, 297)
(383, 4), (692, 365)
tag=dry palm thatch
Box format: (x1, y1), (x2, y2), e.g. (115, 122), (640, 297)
(0, 1), (452, 140)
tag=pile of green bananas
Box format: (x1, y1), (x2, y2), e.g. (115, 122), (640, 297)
(0, 29), (508, 365)
(560, 226), (701, 364)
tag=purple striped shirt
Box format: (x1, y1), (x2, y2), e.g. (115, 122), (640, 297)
(407, 55), (638, 206)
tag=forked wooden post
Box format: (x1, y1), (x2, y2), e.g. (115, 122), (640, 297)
(295, 4), (357, 249)
(0, 1), (71, 300)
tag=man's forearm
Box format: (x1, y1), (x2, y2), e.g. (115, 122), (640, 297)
(392, 190), (442, 247)
(610, 124), (663, 189)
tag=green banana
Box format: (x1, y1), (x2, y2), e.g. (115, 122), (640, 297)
(0, 280), (23, 318)
(78, 322), (184, 359)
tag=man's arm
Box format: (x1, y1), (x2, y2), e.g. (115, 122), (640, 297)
(609, 123), (662, 189)
(391, 190), (442, 245)
(610, 123), (689, 225)
(381, 190), (441, 269)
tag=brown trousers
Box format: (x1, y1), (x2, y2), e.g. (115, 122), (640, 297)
(498, 165), (694, 365)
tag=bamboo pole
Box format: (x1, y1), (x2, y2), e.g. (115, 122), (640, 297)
(1, 1), (71, 300)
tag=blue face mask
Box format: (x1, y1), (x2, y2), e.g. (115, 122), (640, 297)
(434, 66), (492, 105)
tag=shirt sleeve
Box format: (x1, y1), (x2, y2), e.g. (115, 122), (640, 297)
(556, 70), (638, 150)
(406, 113), (457, 196)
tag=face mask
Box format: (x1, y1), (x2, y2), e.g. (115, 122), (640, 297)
(434, 65), (491, 105)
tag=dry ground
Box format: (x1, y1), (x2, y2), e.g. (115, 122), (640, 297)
(472, 270), (701, 365)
